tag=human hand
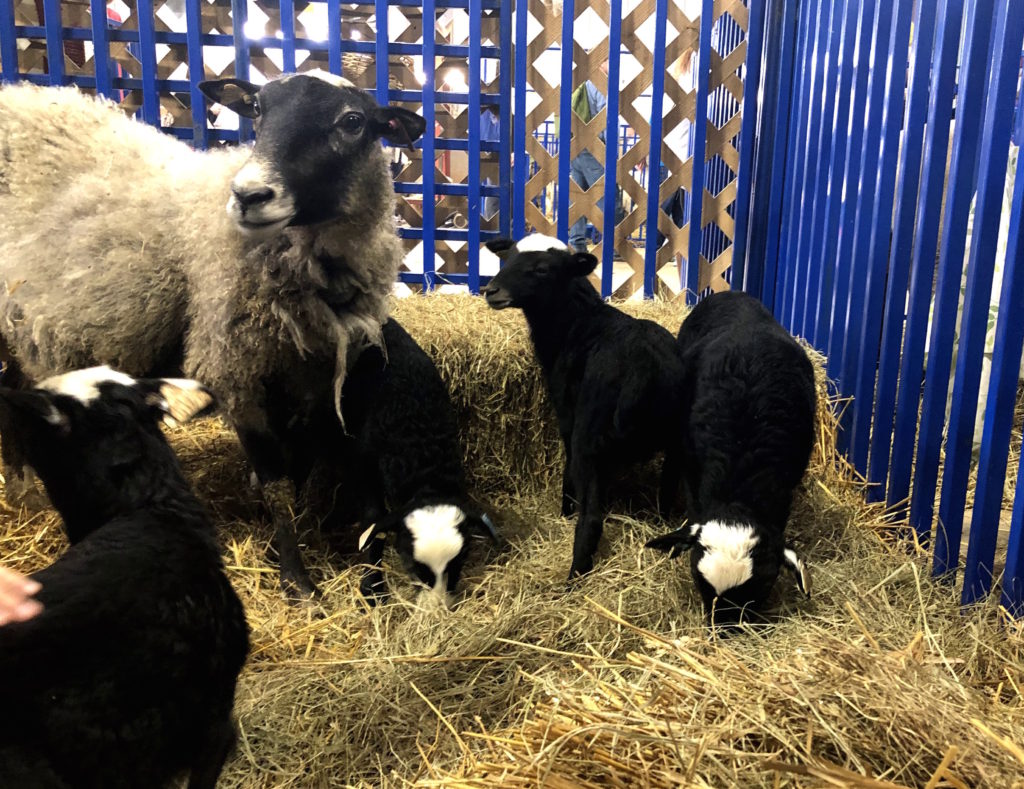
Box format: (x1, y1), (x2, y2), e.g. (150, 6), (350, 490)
(0, 565), (43, 626)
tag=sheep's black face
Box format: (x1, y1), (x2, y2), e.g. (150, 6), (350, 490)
(0, 367), (214, 542)
(482, 235), (598, 310)
(199, 72), (426, 238)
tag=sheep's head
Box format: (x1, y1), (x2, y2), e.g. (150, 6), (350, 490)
(481, 235), (598, 310)
(647, 521), (811, 628)
(199, 71), (427, 238)
(0, 367), (215, 543)
(358, 502), (500, 606)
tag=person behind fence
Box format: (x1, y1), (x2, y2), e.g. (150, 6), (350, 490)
(480, 104), (501, 222)
(568, 59), (625, 253)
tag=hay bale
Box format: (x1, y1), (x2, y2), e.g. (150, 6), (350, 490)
(1, 294), (1022, 788)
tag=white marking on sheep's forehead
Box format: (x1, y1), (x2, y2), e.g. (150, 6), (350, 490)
(298, 69), (356, 88)
(405, 505), (466, 590)
(695, 520), (758, 596)
(514, 234), (568, 253)
(39, 366), (136, 404)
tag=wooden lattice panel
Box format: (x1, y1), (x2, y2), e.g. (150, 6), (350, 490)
(516, 0), (748, 299)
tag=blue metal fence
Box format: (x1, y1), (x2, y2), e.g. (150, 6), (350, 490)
(743, 0), (1024, 615)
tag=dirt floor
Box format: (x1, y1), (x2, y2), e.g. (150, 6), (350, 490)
(1, 295), (1022, 788)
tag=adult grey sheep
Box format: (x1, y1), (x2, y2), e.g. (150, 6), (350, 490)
(0, 73), (426, 597)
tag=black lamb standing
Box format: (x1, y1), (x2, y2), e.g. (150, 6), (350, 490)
(481, 234), (687, 580)
(647, 290), (816, 626)
(0, 367), (249, 789)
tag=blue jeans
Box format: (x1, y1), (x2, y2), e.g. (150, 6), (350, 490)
(569, 151), (623, 250)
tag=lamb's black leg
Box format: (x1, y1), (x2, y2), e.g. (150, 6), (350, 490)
(187, 720), (237, 789)
(567, 459), (605, 580)
(558, 420), (576, 516)
(359, 532), (388, 604)
(658, 446), (684, 520)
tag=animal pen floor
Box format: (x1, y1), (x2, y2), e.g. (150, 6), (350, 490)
(1, 295), (1023, 788)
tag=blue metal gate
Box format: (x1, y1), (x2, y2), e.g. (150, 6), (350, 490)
(742, 0), (1024, 615)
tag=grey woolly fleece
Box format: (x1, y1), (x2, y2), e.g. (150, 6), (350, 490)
(0, 83), (402, 427)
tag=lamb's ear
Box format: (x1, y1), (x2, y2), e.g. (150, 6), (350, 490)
(199, 79), (262, 118)
(371, 107), (427, 151)
(138, 378), (217, 428)
(485, 238), (517, 259)
(646, 523), (700, 558)
(467, 512), (502, 546)
(568, 251), (599, 277)
(0, 388), (68, 433)
(783, 546), (812, 597)
(357, 512), (403, 551)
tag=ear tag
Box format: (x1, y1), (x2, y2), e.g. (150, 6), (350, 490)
(358, 524), (378, 552)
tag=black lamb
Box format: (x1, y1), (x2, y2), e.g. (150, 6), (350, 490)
(646, 290), (816, 626)
(481, 234), (687, 580)
(0, 367), (249, 789)
(342, 319), (499, 605)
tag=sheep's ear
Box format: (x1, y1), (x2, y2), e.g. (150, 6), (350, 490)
(783, 546), (812, 598)
(466, 511), (502, 546)
(372, 107), (427, 151)
(485, 238), (517, 259)
(199, 79), (262, 119)
(357, 512), (403, 551)
(646, 523), (700, 558)
(138, 378), (217, 428)
(0, 388), (68, 433)
(568, 251), (599, 277)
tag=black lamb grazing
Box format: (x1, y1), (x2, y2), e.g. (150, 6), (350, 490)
(481, 234), (687, 580)
(0, 367), (249, 789)
(646, 290), (816, 626)
(341, 319), (499, 605)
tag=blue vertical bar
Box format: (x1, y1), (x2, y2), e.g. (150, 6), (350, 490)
(231, 0), (253, 142)
(776, 0), (820, 329)
(185, 0), (208, 148)
(280, 0), (296, 73)
(758, 0), (800, 311)
(866, 0), (939, 502)
(642, 0), (671, 299)
(421, 0), (436, 290)
(823, 0), (877, 380)
(328, 0), (342, 76)
(557, 0), (574, 242)
(136, 0), (161, 125)
(1006, 462), (1024, 617)
(811, 0), (862, 349)
(0, 0), (16, 82)
(680, 0), (713, 303)
(848, 0), (914, 472)
(600, 0), (622, 298)
(945, 0), (1024, 599)
(729, 0), (767, 293)
(887, 0), (965, 516)
(910, 0), (995, 548)
(977, 141), (1024, 611)
(499, 0), (513, 238)
(374, 0), (389, 106)
(42, 0), (63, 85)
(835, 0), (895, 457)
(512, 0), (528, 240)
(786, 0), (833, 334)
(89, 0), (112, 97)
(797, 0), (844, 339)
(467, 0), (482, 293)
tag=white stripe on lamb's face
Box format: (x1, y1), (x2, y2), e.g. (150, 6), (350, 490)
(695, 521), (759, 596)
(404, 504), (467, 594)
(38, 366), (136, 404)
(513, 233), (568, 254)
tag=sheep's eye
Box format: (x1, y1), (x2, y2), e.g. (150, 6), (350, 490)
(339, 112), (364, 134)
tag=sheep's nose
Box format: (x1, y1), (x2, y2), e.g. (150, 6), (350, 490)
(480, 283), (496, 296)
(232, 185), (275, 210)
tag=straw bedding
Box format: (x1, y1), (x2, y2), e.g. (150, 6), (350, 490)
(1, 294), (1022, 788)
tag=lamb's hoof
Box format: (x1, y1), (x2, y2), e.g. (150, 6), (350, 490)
(565, 562), (593, 588)
(280, 572), (321, 606)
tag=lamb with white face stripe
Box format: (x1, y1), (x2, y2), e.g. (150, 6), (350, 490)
(38, 366), (136, 404)
(513, 233), (568, 254)
(405, 504), (467, 594)
(694, 521), (759, 596)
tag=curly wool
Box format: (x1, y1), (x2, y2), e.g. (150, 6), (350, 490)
(0, 83), (401, 424)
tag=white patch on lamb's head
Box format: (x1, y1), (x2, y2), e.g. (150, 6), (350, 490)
(404, 504), (467, 594)
(695, 520), (759, 596)
(513, 233), (568, 254)
(300, 68), (356, 89)
(227, 159), (296, 238)
(38, 366), (136, 405)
